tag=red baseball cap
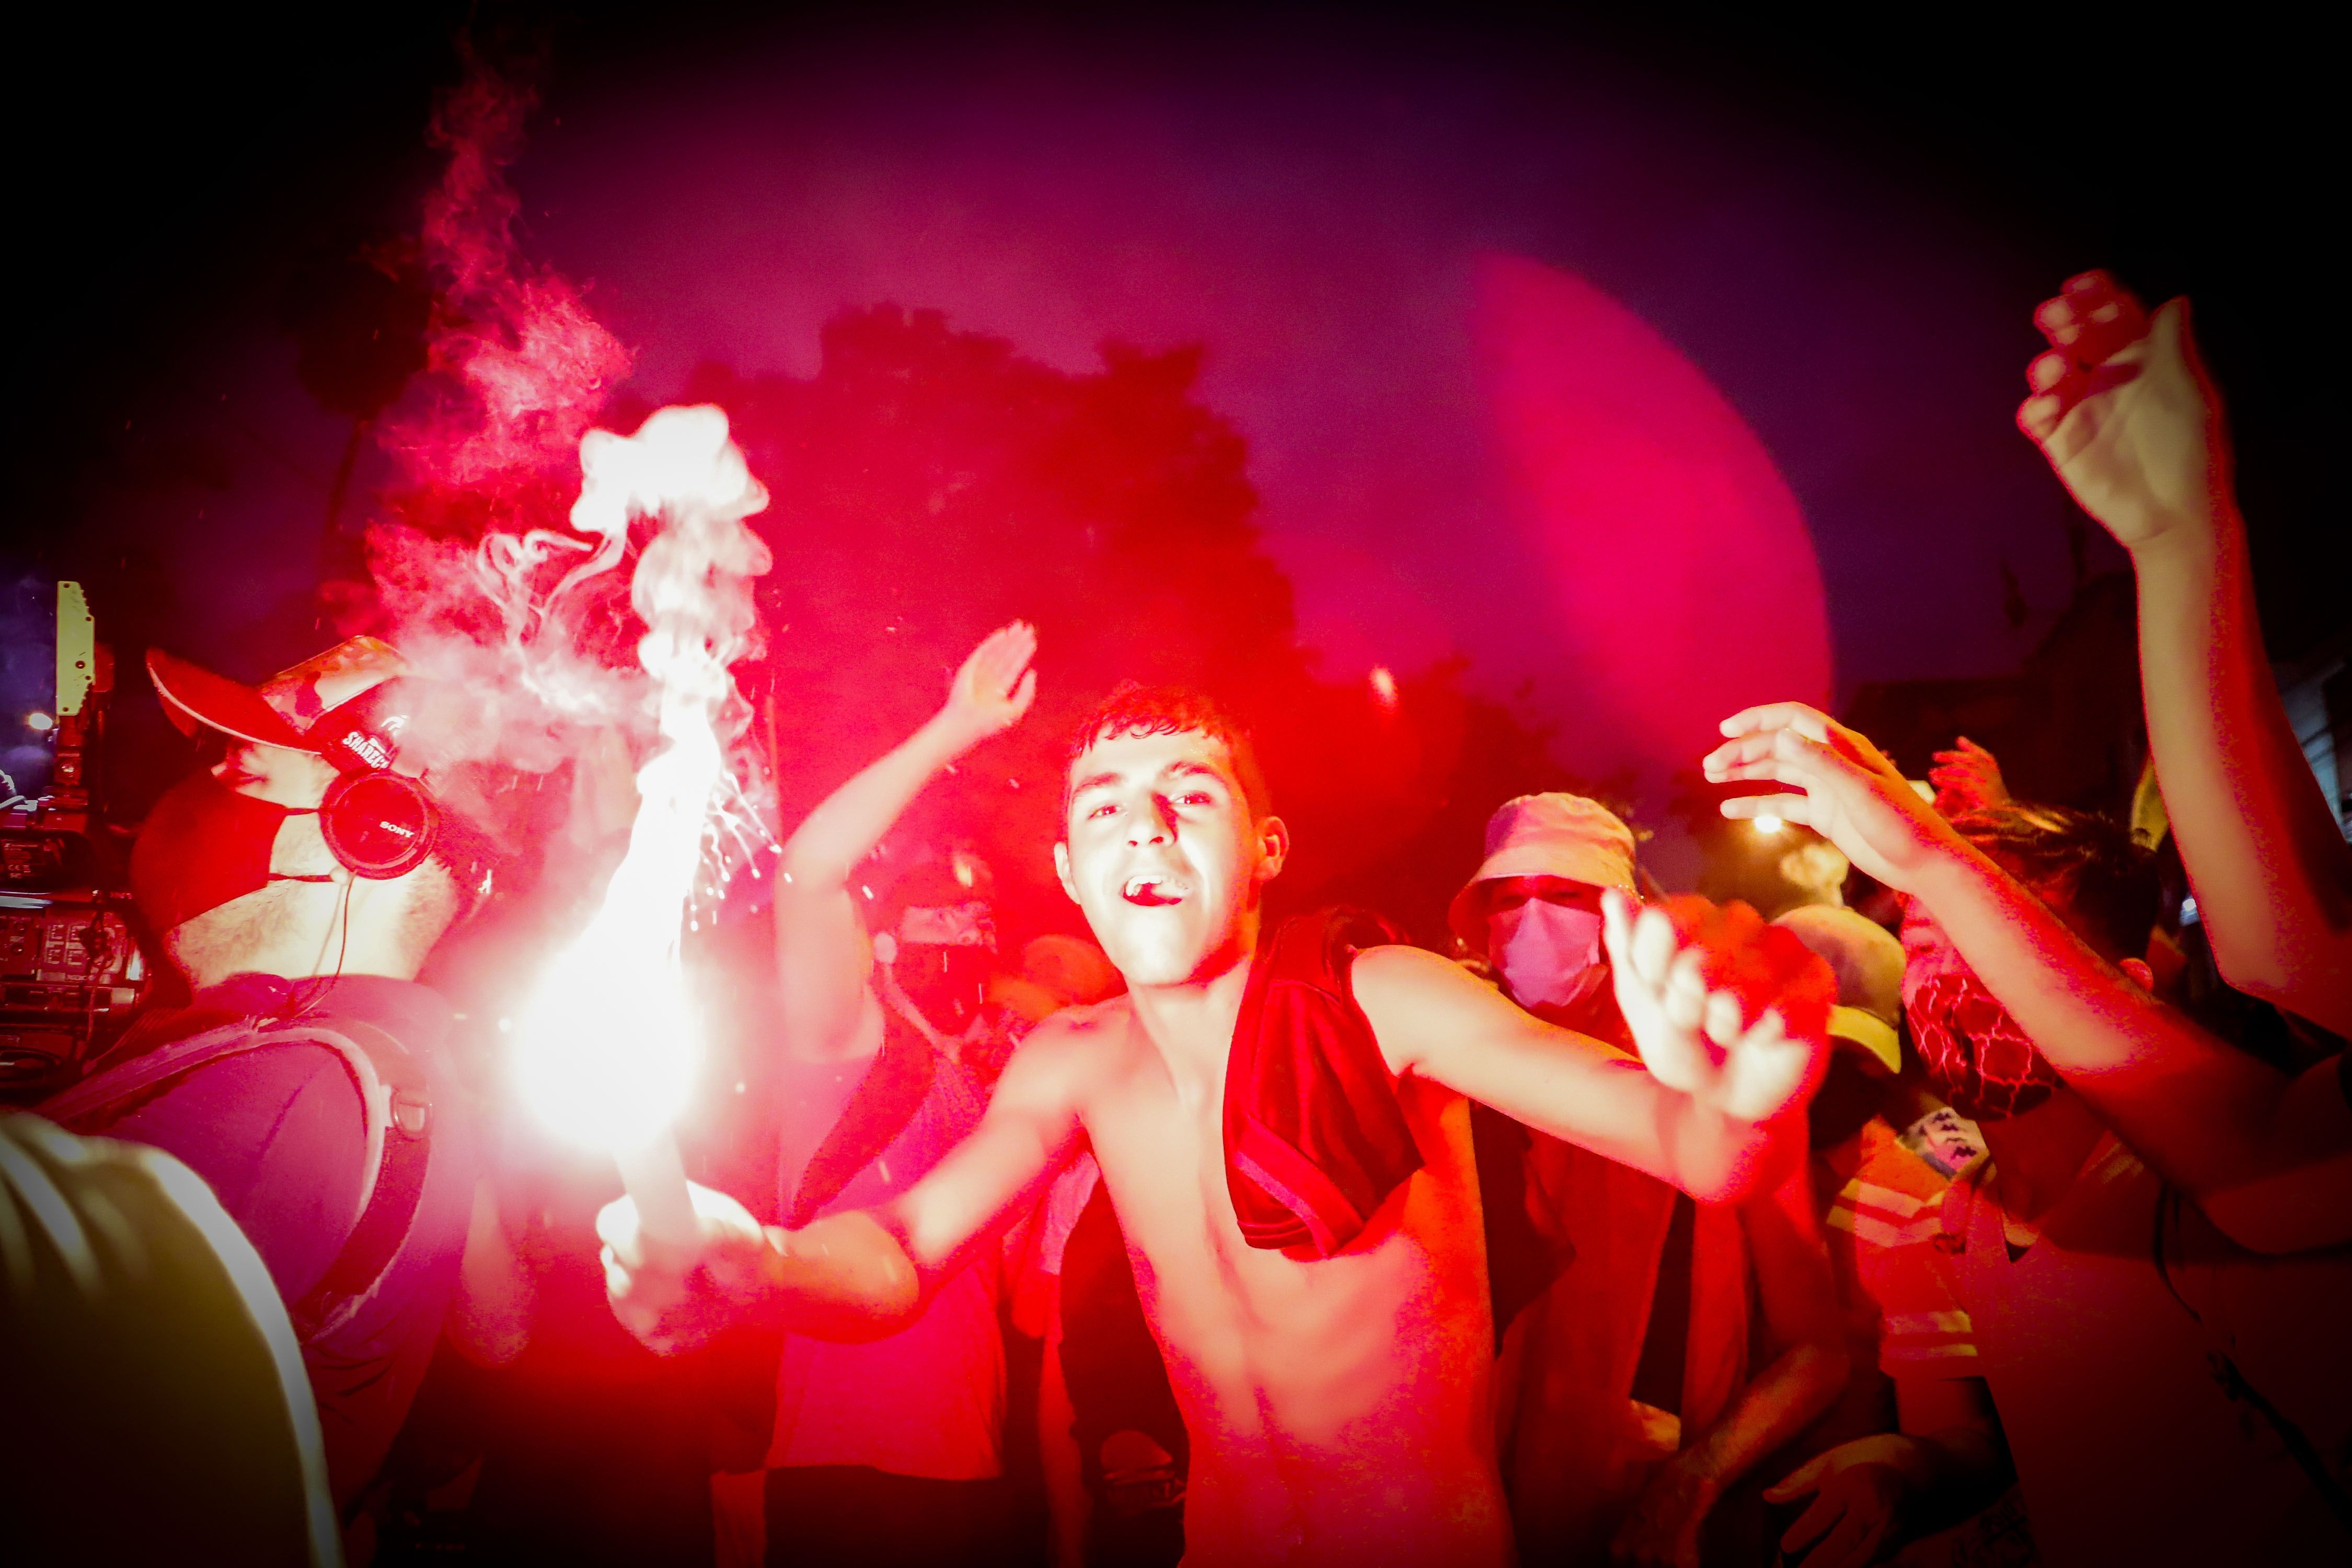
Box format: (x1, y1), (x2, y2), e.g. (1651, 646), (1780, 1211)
(146, 636), (413, 755)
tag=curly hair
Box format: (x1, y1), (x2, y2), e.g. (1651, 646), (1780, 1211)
(1949, 803), (2161, 962)
(1062, 682), (1272, 827)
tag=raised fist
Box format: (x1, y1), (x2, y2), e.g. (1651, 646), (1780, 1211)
(2017, 270), (2227, 551)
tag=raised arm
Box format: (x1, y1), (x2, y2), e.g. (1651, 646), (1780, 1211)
(2020, 272), (2352, 1034)
(775, 622), (1037, 1060)
(598, 1013), (1089, 1355)
(1707, 701), (2352, 1252)
(1356, 895), (1831, 1204)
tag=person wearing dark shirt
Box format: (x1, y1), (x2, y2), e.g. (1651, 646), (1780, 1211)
(54, 636), (501, 1513)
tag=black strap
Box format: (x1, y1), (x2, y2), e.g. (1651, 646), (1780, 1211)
(784, 1012), (938, 1230)
(291, 1018), (434, 1340)
(45, 1002), (437, 1344)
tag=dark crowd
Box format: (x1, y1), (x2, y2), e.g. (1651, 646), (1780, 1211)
(3, 271), (2347, 1568)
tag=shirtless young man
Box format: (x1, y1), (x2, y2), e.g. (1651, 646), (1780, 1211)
(602, 675), (1833, 1566)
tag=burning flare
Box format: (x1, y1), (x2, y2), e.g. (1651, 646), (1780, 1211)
(513, 406), (772, 1153)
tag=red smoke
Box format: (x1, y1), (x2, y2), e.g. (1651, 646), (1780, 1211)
(1473, 254), (1832, 774)
(394, 46), (633, 488)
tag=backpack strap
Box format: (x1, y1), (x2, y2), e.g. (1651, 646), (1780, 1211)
(290, 1018), (434, 1340)
(42, 1021), (394, 1221)
(41, 1011), (437, 1341)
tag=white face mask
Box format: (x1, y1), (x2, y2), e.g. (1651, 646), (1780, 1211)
(1492, 899), (1607, 1010)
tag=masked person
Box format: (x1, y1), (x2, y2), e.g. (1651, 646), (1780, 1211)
(1452, 796), (1849, 1567)
(38, 636), (500, 1515)
(604, 658), (1838, 1568)
(1708, 703), (2352, 1568)
(757, 621), (1038, 1568)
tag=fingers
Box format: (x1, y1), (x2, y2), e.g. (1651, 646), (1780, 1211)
(2035, 270), (2148, 363)
(1722, 1008), (1821, 1124)
(1602, 886), (1637, 961)
(595, 1196), (643, 1269)
(1702, 987), (1745, 1047)
(1762, 1452), (1828, 1504)
(1718, 793), (1819, 829)
(1010, 667), (1038, 713)
(1715, 701), (1833, 743)
(1798, 1504), (1886, 1568)
(1631, 904), (1680, 994)
(1662, 947), (1710, 1035)
(1778, 1491), (1841, 1554)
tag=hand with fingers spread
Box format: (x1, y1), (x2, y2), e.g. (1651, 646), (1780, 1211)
(1704, 704), (1970, 895)
(1928, 735), (2009, 818)
(1603, 891), (1833, 1126)
(1763, 1437), (1921, 1568)
(597, 1182), (777, 1357)
(2017, 270), (2227, 552)
(938, 620), (1040, 751)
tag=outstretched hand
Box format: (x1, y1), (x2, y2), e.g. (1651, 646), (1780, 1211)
(1604, 891), (1831, 1125)
(1705, 704), (1970, 895)
(939, 621), (1040, 749)
(1928, 735), (2009, 817)
(2017, 270), (2226, 551)
(597, 1181), (775, 1357)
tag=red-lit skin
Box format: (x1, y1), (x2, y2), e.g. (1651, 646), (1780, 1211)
(774, 621), (1037, 1073)
(604, 722), (1831, 1565)
(160, 740), (456, 988)
(1704, 701), (2352, 1253)
(1926, 735), (2009, 818)
(2018, 271), (2352, 1039)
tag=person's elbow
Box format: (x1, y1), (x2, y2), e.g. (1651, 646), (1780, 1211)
(777, 836), (856, 894)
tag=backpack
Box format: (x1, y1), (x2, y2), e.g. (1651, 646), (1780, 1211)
(38, 1011), (435, 1342)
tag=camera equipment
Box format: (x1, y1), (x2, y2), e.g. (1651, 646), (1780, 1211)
(2, 583), (153, 1095)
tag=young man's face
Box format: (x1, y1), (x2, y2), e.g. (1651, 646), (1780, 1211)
(1056, 727), (1285, 989)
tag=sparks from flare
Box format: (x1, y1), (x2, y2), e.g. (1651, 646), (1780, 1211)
(512, 406), (774, 1155)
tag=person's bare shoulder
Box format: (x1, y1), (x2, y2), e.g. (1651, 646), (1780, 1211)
(1001, 995), (1135, 1102)
(1347, 942), (1499, 1075)
(1351, 942), (1490, 1013)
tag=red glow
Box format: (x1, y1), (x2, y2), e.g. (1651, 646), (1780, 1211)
(1369, 665), (1398, 707)
(1474, 255), (1831, 771)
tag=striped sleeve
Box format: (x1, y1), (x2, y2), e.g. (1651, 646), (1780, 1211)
(1832, 1173), (1979, 1375)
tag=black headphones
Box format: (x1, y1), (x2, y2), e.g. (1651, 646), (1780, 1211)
(303, 682), (493, 901)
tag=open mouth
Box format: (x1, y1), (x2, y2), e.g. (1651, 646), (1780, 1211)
(1122, 874), (1187, 907)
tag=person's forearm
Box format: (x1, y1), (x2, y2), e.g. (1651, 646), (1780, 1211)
(1677, 1341), (1849, 1500)
(780, 711), (973, 887)
(1909, 845), (2328, 1222)
(2131, 510), (2352, 1035)
(756, 1209), (924, 1341)
(1655, 1096), (1801, 1206)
